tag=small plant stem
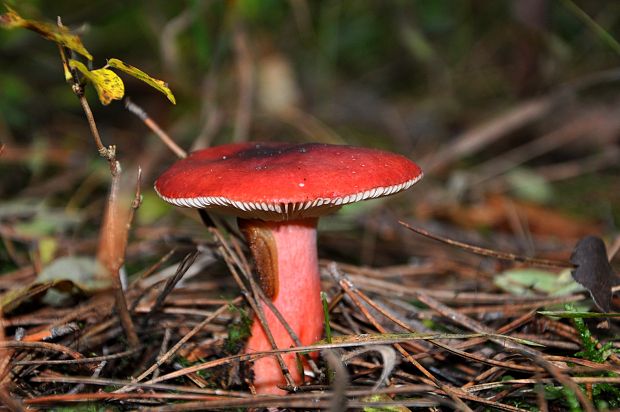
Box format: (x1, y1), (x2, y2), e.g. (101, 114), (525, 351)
(56, 18), (114, 163)
(560, 0), (620, 56)
(56, 19), (138, 347)
(99, 164), (139, 348)
(321, 291), (332, 344)
(78, 94), (114, 161)
(114, 286), (139, 347)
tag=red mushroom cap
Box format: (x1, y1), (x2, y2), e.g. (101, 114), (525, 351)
(155, 142), (423, 220)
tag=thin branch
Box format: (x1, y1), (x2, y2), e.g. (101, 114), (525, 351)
(399, 221), (573, 269)
(147, 250), (200, 316)
(77, 93), (115, 161)
(14, 347), (141, 365)
(124, 98), (187, 159)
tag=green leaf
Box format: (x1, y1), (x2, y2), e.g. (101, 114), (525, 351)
(7, 201), (82, 238)
(37, 256), (112, 293)
(506, 168), (553, 203)
(69, 60), (124, 105)
(494, 268), (583, 297)
(1, 256), (112, 312)
(363, 394), (412, 412)
(106, 58), (176, 104)
(565, 303), (618, 363)
(321, 291), (332, 343)
(0, 6), (92, 60)
(38, 236), (58, 265)
(136, 191), (172, 225)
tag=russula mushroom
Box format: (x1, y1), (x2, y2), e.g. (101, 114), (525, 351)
(154, 142), (422, 394)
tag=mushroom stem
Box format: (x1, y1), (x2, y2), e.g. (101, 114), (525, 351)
(238, 217), (323, 394)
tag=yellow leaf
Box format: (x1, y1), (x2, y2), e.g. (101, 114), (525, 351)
(106, 58), (176, 104)
(61, 59), (73, 81)
(0, 6), (92, 60)
(38, 236), (58, 265)
(0, 7), (24, 28)
(70, 60), (125, 105)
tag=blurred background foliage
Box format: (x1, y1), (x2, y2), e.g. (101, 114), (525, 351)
(1, 0), (620, 258)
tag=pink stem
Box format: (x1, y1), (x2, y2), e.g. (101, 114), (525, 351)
(242, 218), (323, 394)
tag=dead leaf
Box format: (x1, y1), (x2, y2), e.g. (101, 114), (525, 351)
(1, 281), (59, 314)
(70, 60), (124, 105)
(106, 58), (175, 104)
(570, 236), (620, 312)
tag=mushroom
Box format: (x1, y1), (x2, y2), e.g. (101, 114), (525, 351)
(154, 142), (422, 394)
